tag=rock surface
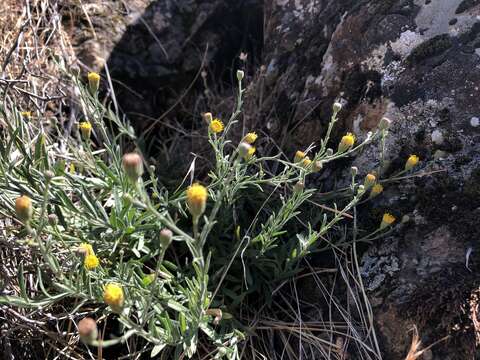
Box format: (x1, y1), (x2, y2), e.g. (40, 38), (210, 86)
(66, 0), (480, 358)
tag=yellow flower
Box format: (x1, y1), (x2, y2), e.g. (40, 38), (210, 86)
(79, 121), (92, 140)
(209, 119), (224, 133)
(302, 157), (312, 168)
(186, 183), (208, 217)
(370, 183), (383, 198)
(88, 72), (100, 93)
(122, 153), (144, 182)
(242, 132), (258, 144)
(364, 173), (376, 189)
(294, 151), (306, 163)
(20, 111), (32, 118)
(69, 163), (76, 174)
(338, 133), (355, 152)
(405, 155), (419, 171)
(15, 195), (32, 222)
(380, 213), (396, 229)
(103, 283), (124, 313)
(245, 146), (256, 160)
(84, 254), (99, 270)
(78, 243), (94, 256)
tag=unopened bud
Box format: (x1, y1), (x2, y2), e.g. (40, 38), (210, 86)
(238, 142), (252, 158)
(15, 195), (33, 223)
(293, 181), (305, 193)
(159, 228), (173, 248)
(351, 166), (358, 177)
(78, 317), (98, 344)
(357, 185), (365, 194)
(313, 160), (323, 172)
(364, 173), (376, 189)
(48, 214), (58, 226)
(44, 170), (55, 181)
(206, 308), (223, 325)
(203, 112), (213, 125)
(333, 102), (343, 113)
(326, 148), (333, 156)
(87, 72), (100, 94)
(236, 70), (245, 82)
(379, 117), (392, 130)
(122, 153), (144, 182)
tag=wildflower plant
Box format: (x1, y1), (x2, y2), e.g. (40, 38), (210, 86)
(0, 65), (407, 359)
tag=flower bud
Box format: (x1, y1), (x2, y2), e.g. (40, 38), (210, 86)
(236, 70), (244, 82)
(333, 102), (342, 113)
(293, 181), (305, 193)
(242, 132), (258, 144)
(206, 308), (223, 325)
(380, 213), (396, 230)
(357, 185), (365, 194)
(203, 112), (213, 125)
(78, 317), (98, 344)
(313, 160), (323, 172)
(47, 213), (58, 226)
(326, 148), (334, 156)
(186, 183), (208, 218)
(405, 155), (419, 171)
(159, 228), (173, 248)
(370, 183), (383, 198)
(44, 170), (55, 181)
(103, 283), (124, 313)
(351, 166), (358, 177)
(363, 173), (376, 189)
(379, 117), (391, 130)
(294, 151), (306, 163)
(15, 195), (33, 222)
(87, 72), (100, 93)
(338, 133), (355, 153)
(122, 153), (144, 183)
(79, 121), (92, 140)
(238, 142), (252, 158)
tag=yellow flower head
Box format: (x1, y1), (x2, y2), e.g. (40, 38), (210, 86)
(88, 72), (100, 93)
(69, 163), (76, 174)
(186, 183), (208, 217)
(364, 173), (376, 189)
(79, 121), (92, 140)
(20, 111), (32, 118)
(78, 243), (94, 256)
(338, 133), (355, 152)
(302, 157), (312, 168)
(405, 154), (419, 171)
(84, 254), (99, 270)
(370, 183), (383, 198)
(380, 213), (396, 229)
(15, 195), (32, 222)
(294, 151), (306, 163)
(103, 283), (124, 313)
(245, 146), (256, 160)
(209, 119), (224, 133)
(243, 132), (258, 144)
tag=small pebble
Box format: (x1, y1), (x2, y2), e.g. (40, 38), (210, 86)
(431, 129), (444, 144)
(471, 116), (479, 127)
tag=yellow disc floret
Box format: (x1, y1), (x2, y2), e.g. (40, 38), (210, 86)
(103, 283), (124, 313)
(370, 183), (383, 198)
(338, 133), (355, 152)
(243, 132), (258, 144)
(405, 154), (419, 171)
(15, 195), (33, 222)
(84, 254), (99, 270)
(186, 183), (208, 217)
(79, 121), (92, 140)
(380, 213), (396, 229)
(209, 119), (224, 133)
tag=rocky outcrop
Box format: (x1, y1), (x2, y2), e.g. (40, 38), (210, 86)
(65, 0), (480, 358)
